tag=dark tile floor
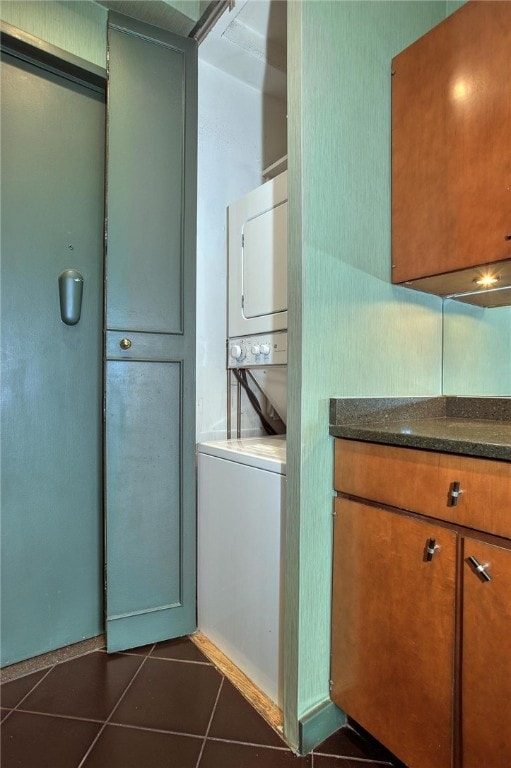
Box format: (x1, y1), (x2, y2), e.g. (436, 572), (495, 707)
(1, 637), (403, 767)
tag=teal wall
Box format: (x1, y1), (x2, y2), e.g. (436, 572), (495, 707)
(446, 0), (465, 11)
(285, 0), (450, 749)
(0, 1), (107, 65)
(443, 301), (511, 395)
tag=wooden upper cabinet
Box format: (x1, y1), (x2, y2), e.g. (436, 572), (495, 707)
(391, 1), (511, 307)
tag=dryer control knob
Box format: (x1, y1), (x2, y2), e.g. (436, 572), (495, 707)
(260, 344), (271, 355)
(230, 344), (245, 361)
(251, 344), (261, 356)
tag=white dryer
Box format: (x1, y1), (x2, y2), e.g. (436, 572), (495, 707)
(228, 171), (287, 339)
(197, 436), (286, 707)
(227, 172), (288, 424)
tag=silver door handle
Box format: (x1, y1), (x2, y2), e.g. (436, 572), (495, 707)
(58, 269), (83, 325)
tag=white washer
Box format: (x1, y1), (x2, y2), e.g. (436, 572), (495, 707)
(197, 436), (286, 708)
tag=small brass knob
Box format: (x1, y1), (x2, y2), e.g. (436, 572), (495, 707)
(119, 338), (132, 350)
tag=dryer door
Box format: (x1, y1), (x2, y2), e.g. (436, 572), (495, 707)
(242, 200), (287, 320)
(228, 171), (287, 337)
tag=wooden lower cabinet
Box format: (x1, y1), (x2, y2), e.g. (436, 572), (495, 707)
(461, 537), (511, 768)
(331, 498), (456, 768)
(331, 439), (511, 768)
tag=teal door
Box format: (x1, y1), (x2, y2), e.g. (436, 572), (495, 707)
(0, 49), (105, 666)
(104, 15), (198, 651)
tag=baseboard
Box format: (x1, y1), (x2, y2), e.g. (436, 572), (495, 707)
(0, 634), (105, 683)
(191, 630), (284, 737)
(299, 698), (346, 754)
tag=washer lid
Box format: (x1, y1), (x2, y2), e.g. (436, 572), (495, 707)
(198, 436), (286, 474)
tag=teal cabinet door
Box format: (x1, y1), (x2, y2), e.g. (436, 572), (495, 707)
(105, 15), (197, 651)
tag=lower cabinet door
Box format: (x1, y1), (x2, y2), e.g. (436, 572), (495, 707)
(331, 498), (456, 768)
(462, 537), (511, 768)
(105, 357), (196, 651)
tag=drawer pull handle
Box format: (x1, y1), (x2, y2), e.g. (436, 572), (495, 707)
(448, 481), (462, 507)
(425, 538), (440, 562)
(119, 338), (132, 350)
(467, 556), (491, 583)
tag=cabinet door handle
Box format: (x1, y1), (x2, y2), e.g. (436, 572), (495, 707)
(467, 556), (491, 582)
(448, 481), (462, 507)
(425, 538), (440, 562)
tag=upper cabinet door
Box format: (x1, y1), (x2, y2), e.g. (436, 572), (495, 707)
(106, 14), (197, 333)
(391, 1), (511, 303)
(104, 13), (197, 652)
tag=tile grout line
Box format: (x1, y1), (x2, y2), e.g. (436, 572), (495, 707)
(1, 663), (57, 715)
(2, 707), (106, 725)
(195, 674), (225, 768)
(204, 735), (301, 753)
(144, 654), (213, 667)
(82, 720), (205, 740)
(75, 647), (155, 768)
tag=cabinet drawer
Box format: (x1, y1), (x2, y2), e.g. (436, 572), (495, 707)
(334, 439), (511, 539)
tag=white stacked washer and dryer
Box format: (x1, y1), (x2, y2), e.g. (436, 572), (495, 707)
(197, 170), (288, 708)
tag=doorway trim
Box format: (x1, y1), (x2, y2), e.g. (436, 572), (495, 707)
(0, 20), (106, 91)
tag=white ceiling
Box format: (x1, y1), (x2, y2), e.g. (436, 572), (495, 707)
(199, 0), (287, 99)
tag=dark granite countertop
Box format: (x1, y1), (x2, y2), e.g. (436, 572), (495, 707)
(329, 397), (511, 461)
